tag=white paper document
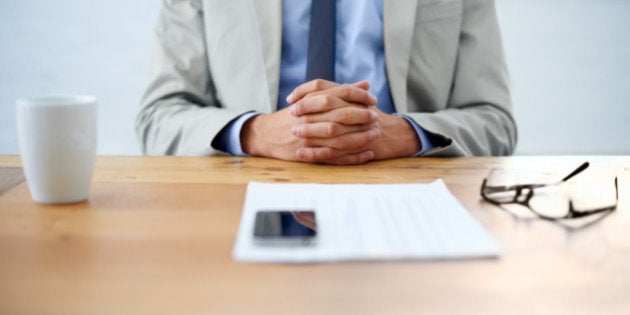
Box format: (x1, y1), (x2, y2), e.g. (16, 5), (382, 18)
(233, 180), (500, 263)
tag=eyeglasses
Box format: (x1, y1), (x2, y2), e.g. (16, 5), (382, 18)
(480, 162), (618, 221)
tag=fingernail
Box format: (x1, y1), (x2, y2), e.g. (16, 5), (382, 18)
(297, 148), (308, 159)
(292, 125), (303, 135)
(369, 94), (378, 105)
(286, 93), (294, 104)
(371, 128), (381, 139)
(370, 110), (378, 120)
(290, 104), (296, 115)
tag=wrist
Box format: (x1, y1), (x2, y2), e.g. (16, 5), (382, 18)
(241, 114), (262, 156)
(377, 114), (422, 158)
(398, 117), (422, 156)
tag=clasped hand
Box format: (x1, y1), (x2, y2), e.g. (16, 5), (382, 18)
(241, 79), (421, 165)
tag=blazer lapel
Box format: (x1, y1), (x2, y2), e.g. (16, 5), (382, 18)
(202, 0), (280, 113)
(384, 0), (419, 113)
(251, 0), (282, 111)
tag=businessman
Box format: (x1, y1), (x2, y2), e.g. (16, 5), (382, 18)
(137, 0), (517, 164)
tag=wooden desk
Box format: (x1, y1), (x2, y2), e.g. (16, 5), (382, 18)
(0, 155), (628, 315)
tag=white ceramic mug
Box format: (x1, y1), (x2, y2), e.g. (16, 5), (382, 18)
(17, 95), (97, 204)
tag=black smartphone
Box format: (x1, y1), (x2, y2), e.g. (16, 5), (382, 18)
(253, 210), (317, 246)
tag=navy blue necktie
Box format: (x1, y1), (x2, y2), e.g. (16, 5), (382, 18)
(305, 0), (336, 81)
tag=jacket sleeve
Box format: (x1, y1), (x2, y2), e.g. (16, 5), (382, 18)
(405, 0), (518, 157)
(136, 0), (247, 156)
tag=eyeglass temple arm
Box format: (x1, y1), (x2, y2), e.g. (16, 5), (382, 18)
(561, 161), (590, 182)
(567, 177), (619, 218)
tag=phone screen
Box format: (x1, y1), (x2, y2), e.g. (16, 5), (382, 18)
(253, 210), (317, 246)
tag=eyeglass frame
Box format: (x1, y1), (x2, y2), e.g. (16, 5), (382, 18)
(480, 162), (619, 221)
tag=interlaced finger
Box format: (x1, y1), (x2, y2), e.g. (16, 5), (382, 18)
(297, 106), (378, 126)
(292, 122), (375, 138)
(291, 85), (376, 116)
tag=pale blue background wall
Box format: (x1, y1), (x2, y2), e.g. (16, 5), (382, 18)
(0, 0), (157, 156)
(1, 0), (629, 155)
(497, 0), (630, 155)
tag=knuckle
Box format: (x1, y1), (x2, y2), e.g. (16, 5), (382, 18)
(300, 125), (311, 137)
(292, 102), (302, 115)
(364, 110), (375, 122)
(325, 123), (337, 137)
(313, 79), (325, 90)
(337, 108), (351, 123)
(293, 86), (303, 97)
(320, 95), (333, 109)
(340, 85), (351, 98)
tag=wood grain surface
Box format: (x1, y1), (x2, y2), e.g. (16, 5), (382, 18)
(0, 155), (628, 315)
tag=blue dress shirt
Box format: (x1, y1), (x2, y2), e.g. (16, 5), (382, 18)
(215, 0), (434, 156)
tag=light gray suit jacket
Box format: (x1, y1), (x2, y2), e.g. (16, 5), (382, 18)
(137, 0), (517, 157)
